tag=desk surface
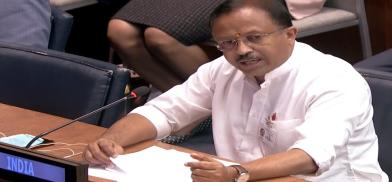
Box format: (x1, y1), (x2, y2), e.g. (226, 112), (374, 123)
(50, 0), (98, 11)
(0, 103), (304, 182)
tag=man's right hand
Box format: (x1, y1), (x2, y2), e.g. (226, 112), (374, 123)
(83, 138), (124, 166)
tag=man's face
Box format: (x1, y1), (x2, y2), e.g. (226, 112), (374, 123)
(212, 6), (297, 82)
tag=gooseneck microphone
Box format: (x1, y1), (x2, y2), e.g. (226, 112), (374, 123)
(25, 86), (150, 149)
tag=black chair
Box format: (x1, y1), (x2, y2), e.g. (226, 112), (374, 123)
(0, 43), (130, 127)
(48, 5), (73, 51)
(355, 49), (392, 73)
(177, 125), (216, 155)
(355, 67), (392, 177)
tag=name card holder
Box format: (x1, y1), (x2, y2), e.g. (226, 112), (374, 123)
(0, 142), (87, 182)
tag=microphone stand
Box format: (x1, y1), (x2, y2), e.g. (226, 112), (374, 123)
(25, 96), (131, 148)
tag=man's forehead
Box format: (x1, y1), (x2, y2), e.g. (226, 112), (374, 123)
(211, 8), (276, 35)
(212, 7), (273, 26)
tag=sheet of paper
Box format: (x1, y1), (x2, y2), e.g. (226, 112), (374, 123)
(88, 146), (238, 181)
(89, 166), (128, 181)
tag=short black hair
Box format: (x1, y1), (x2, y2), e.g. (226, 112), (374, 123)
(210, 0), (292, 28)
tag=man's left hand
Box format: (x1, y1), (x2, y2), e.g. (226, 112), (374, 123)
(185, 153), (235, 182)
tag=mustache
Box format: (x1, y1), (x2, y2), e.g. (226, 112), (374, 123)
(237, 52), (260, 62)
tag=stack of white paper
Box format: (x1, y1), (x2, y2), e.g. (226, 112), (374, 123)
(88, 146), (237, 181)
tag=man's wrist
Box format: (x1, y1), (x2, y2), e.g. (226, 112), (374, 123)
(227, 166), (238, 182)
(101, 134), (122, 145)
(101, 134), (116, 141)
(230, 165), (250, 182)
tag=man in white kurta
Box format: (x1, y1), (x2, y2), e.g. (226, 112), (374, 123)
(132, 42), (388, 181)
(84, 0), (387, 181)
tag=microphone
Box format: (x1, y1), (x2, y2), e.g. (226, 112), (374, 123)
(25, 86), (150, 149)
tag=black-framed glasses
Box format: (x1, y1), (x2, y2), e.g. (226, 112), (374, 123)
(215, 28), (285, 52)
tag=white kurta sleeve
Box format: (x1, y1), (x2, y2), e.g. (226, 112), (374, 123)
(289, 65), (373, 175)
(129, 57), (227, 139)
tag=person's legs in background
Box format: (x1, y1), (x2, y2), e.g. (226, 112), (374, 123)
(107, 19), (220, 92)
(107, 19), (182, 91)
(143, 27), (211, 80)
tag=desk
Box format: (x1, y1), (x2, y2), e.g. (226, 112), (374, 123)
(50, 0), (98, 11)
(0, 103), (304, 182)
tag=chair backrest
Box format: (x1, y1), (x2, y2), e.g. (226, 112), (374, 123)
(293, 0), (372, 58)
(48, 5), (73, 51)
(356, 67), (392, 177)
(0, 43), (130, 127)
(354, 49), (392, 73)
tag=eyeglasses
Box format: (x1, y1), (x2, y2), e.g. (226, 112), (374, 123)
(215, 28), (285, 52)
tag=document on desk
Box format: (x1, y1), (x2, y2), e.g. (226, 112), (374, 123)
(88, 146), (238, 181)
